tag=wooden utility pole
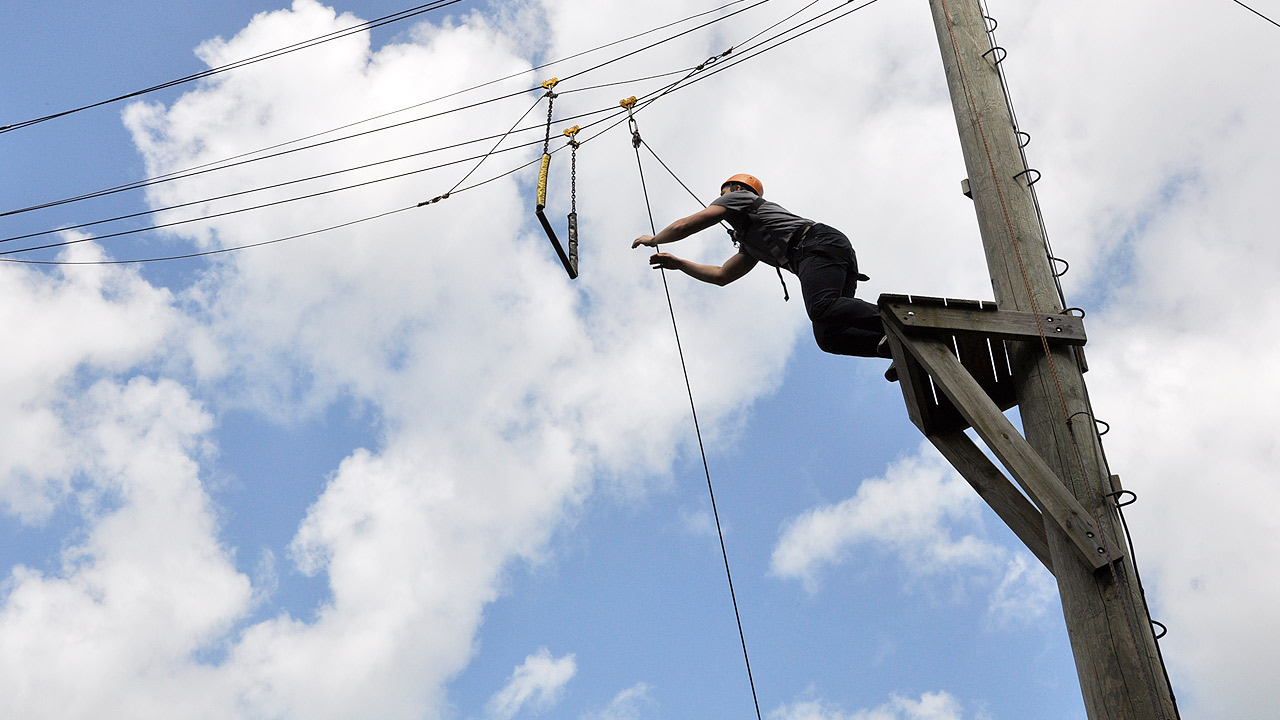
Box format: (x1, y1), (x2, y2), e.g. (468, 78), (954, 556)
(879, 0), (1180, 717)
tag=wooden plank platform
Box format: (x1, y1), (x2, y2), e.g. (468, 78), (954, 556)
(878, 294), (1086, 435)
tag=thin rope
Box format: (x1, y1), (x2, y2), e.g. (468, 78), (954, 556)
(640, 142), (708, 208)
(2, 0), (766, 219)
(0, 140), (545, 256)
(3, 148), (547, 266)
(11, 0), (883, 265)
(1, 134), (544, 244)
(627, 111), (763, 720)
(734, 0), (825, 48)
(0, 206), (415, 265)
(447, 92), (546, 196)
(1229, 0), (1280, 28)
(0, 0), (466, 134)
(0, 85), (535, 219)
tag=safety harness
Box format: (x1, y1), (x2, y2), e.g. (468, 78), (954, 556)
(726, 195), (871, 301)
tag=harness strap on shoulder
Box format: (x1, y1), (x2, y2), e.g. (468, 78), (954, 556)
(740, 195), (788, 301)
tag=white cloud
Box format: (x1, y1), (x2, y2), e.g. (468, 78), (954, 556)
(0, 239), (179, 522)
(986, 553), (1055, 628)
(1085, 300), (1280, 716)
(770, 444), (996, 592)
(0, 376), (250, 719)
(582, 683), (656, 720)
(679, 506), (720, 540)
(769, 444), (1056, 628)
(485, 648), (576, 720)
(770, 692), (967, 720)
(995, 3), (1280, 716)
(3, 0), (1279, 717)
(4, 2), (807, 718)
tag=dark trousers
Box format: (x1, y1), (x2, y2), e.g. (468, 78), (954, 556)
(793, 225), (884, 357)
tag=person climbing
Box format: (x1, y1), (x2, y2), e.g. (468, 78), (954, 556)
(632, 173), (890, 360)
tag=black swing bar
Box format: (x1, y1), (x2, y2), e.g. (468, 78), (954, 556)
(535, 149), (578, 279)
(534, 78), (579, 280)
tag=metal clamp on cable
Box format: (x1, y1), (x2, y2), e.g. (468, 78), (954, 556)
(696, 47), (733, 71)
(620, 96), (642, 149)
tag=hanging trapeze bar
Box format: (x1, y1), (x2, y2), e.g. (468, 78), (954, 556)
(532, 81), (579, 279)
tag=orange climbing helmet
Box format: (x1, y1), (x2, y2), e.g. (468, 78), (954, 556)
(721, 173), (763, 196)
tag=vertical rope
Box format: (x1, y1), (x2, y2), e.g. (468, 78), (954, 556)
(626, 107), (764, 720)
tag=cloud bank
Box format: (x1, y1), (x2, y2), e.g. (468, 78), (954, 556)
(1, 0), (1278, 718)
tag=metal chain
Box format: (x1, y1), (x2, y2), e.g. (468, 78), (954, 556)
(540, 77), (559, 155)
(570, 141), (578, 214)
(542, 93), (556, 154)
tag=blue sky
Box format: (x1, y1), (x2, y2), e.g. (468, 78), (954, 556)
(2, 1), (1278, 719)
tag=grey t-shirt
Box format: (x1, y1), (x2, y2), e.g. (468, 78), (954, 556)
(711, 190), (812, 268)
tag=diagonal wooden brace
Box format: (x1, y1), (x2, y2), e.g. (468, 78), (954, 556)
(905, 335), (1121, 571)
(928, 430), (1053, 575)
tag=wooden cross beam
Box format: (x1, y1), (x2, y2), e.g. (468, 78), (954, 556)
(879, 294), (1120, 573)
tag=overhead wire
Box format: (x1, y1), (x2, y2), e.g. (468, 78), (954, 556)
(733, 0), (825, 47)
(0, 70), (697, 249)
(602, 0), (884, 132)
(1, 151), (552, 267)
(0, 0), (791, 251)
(0, 0), (466, 134)
(0, 85), (650, 260)
(442, 93), (546, 198)
(1, 0), (769, 220)
(0, 1), (823, 259)
(2, 0), (780, 242)
(0, 139), (544, 257)
(663, 0), (886, 97)
(0, 64), (690, 238)
(1229, 0), (1280, 28)
(572, 0), (880, 151)
(6, 0), (877, 265)
(552, 0), (772, 85)
(0, 206), (418, 266)
(0, 84), (534, 219)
